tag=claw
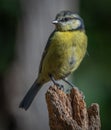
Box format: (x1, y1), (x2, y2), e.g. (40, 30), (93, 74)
(49, 74), (64, 91)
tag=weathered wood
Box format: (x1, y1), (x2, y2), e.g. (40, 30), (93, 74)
(46, 85), (101, 130)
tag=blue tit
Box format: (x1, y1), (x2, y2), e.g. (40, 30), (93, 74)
(19, 10), (87, 110)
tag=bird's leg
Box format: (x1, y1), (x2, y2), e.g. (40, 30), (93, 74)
(62, 78), (78, 93)
(62, 78), (75, 88)
(49, 74), (64, 90)
(62, 78), (84, 97)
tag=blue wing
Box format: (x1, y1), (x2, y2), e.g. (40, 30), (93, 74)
(38, 30), (56, 74)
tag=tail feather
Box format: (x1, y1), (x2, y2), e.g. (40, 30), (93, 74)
(19, 81), (41, 110)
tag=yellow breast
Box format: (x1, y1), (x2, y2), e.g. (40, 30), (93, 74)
(41, 30), (87, 80)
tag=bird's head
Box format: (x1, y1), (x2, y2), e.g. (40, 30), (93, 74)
(53, 10), (85, 31)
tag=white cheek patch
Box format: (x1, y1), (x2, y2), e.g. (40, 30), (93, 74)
(72, 20), (81, 30)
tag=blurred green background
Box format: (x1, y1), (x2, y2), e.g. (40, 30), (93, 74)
(0, 0), (111, 129)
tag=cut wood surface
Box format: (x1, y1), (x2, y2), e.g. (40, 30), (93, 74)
(46, 85), (101, 130)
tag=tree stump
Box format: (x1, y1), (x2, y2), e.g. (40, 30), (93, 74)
(45, 85), (101, 130)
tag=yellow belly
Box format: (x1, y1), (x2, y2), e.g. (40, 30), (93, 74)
(39, 31), (87, 82)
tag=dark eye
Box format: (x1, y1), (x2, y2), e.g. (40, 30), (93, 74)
(61, 17), (71, 22)
(64, 17), (69, 21)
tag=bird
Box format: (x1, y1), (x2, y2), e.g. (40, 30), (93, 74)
(19, 10), (88, 110)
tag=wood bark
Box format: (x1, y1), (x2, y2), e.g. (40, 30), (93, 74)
(46, 85), (101, 130)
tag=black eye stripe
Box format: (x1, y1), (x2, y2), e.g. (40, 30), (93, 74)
(60, 17), (73, 22)
(60, 17), (81, 22)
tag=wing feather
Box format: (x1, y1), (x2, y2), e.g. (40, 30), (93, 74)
(38, 31), (55, 73)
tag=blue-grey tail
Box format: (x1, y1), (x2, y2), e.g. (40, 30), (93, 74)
(19, 81), (41, 110)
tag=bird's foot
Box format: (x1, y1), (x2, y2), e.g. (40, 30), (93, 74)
(49, 74), (64, 91)
(54, 82), (64, 91)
